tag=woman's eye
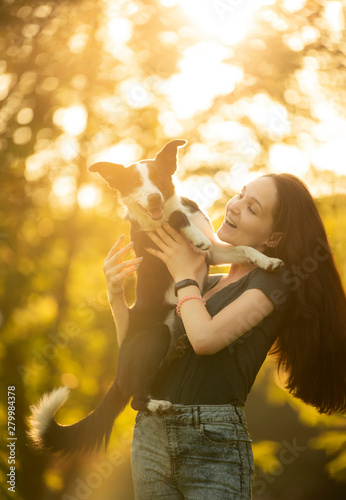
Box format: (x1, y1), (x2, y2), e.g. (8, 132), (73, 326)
(248, 206), (256, 215)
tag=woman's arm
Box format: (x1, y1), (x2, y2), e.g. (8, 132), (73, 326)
(103, 235), (142, 346)
(175, 285), (274, 354)
(146, 224), (274, 355)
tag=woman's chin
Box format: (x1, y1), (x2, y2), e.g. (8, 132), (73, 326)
(217, 225), (237, 244)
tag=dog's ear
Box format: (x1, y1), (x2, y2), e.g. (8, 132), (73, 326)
(155, 139), (187, 174)
(88, 162), (126, 190)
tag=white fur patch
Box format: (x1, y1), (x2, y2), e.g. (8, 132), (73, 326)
(163, 307), (176, 329)
(162, 193), (183, 216)
(123, 162), (166, 230)
(147, 398), (173, 413)
(28, 386), (70, 443)
(136, 163), (161, 198)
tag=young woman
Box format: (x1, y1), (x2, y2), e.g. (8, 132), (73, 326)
(103, 173), (346, 499)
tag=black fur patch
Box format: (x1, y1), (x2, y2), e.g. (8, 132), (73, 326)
(146, 160), (175, 200)
(89, 162), (143, 197)
(168, 210), (191, 230)
(181, 197), (200, 213)
(120, 165), (142, 197)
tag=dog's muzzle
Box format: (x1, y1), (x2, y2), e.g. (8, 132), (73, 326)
(138, 194), (164, 220)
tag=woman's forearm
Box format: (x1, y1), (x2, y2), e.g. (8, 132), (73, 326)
(177, 286), (274, 355)
(109, 293), (130, 346)
(103, 236), (142, 347)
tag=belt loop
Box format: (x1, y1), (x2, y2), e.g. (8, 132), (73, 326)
(193, 406), (200, 428)
(234, 405), (244, 425)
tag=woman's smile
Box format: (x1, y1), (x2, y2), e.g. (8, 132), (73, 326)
(224, 214), (238, 229)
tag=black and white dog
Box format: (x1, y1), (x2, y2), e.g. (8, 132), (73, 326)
(28, 140), (282, 456)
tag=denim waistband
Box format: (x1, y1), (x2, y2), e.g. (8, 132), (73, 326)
(151, 404), (247, 427)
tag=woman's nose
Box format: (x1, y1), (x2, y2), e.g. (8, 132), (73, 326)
(228, 201), (241, 215)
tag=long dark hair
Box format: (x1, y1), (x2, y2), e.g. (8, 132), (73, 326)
(264, 173), (346, 415)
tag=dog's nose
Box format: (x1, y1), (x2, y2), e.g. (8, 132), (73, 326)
(148, 193), (162, 207)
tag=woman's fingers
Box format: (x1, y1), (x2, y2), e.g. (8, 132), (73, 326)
(104, 236), (141, 298)
(155, 225), (182, 246)
(105, 234), (124, 259)
(146, 225), (189, 264)
(148, 224), (188, 250)
(105, 257), (142, 275)
(145, 247), (164, 259)
(106, 257), (142, 296)
(108, 264), (138, 295)
(162, 223), (185, 243)
(116, 257), (143, 272)
(104, 240), (134, 268)
(146, 230), (167, 250)
(147, 225), (180, 248)
(111, 262), (140, 281)
(113, 241), (134, 260)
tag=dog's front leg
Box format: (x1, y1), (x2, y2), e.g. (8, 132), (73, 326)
(186, 210), (283, 271)
(168, 210), (211, 250)
(210, 242), (283, 271)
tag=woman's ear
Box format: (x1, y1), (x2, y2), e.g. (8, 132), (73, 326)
(266, 232), (283, 248)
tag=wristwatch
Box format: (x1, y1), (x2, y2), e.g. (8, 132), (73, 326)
(174, 279), (199, 296)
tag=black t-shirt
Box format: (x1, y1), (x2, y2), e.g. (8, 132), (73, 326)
(152, 267), (292, 406)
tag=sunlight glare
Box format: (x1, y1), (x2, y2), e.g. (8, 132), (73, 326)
(52, 176), (76, 198)
(312, 140), (346, 178)
(25, 154), (47, 182)
(246, 94), (290, 137)
(282, 0), (306, 13)
(162, 42), (243, 119)
(68, 33), (89, 54)
(88, 140), (143, 168)
(160, 0), (178, 6)
(107, 17), (132, 44)
(269, 144), (309, 177)
(0, 73), (12, 100)
(50, 176), (77, 208)
(323, 1), (344, 34)
(177, 0), (274, 45)
(104, 16), (133, 57)
(53, 105), (88, 136)
(176, 176), (222, 210)
(77, 184), (102, 209)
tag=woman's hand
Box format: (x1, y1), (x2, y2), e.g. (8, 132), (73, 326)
(103, 235), (142, 301)
(145, 223), (206, 282)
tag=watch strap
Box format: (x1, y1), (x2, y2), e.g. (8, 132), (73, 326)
(174, 279), (199, 296)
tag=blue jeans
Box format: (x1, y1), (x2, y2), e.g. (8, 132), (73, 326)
(131, 404), (254, 499)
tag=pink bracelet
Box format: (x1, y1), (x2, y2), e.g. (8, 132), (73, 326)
(176, 295), (207, 318)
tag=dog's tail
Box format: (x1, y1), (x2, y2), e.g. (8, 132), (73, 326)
(28, 380), (128, 456)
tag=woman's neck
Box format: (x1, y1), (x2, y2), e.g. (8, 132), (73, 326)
(227, 262), (257, 283)
(203, 262), (257, 301)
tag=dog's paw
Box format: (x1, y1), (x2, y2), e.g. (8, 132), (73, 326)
(260, 256), (284, 271)
(235, 247), (283, 271)
(194, 238), (211, 251)
(174, 334), (191, 357)
(182, 227), (211, 251)
(147, 399), (173, 415)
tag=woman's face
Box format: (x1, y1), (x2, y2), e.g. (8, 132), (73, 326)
(217, 176), (279, 252)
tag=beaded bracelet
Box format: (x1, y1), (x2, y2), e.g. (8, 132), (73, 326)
(176, 294), (207, 318)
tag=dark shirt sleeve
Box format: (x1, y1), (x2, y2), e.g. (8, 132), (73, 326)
(244, 266), (292, 314)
